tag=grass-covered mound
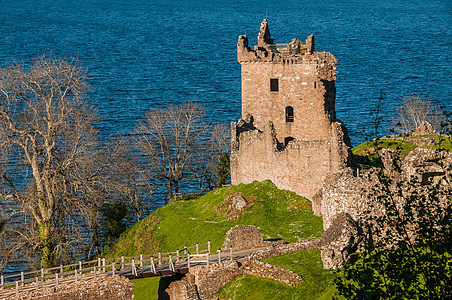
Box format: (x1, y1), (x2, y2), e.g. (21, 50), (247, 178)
(216, 250), (337, 300)
(352, 135), (452, 167)
(104, 180), (323, 258)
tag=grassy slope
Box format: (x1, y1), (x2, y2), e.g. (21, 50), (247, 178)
(106, 180), (331, 299)
(105, 180), (323, 257)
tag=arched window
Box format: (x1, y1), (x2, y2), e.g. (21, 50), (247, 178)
(285, 106), (294, 122)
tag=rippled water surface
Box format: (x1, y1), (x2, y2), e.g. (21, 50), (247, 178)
(1, 0), (451, 144)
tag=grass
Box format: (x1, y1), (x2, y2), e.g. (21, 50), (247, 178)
(132, 277), (160, 300)
(105, 180), (325, 299)
(352, 135), (452, 167)
(104, 180), (323, 258)
(216, 250), (339, 300)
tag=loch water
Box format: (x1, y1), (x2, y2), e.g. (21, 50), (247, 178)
(1, 0), (450, 145)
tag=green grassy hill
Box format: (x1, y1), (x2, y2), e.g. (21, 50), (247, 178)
(104, 180), (323, 258)
(105, 180), (338, 299)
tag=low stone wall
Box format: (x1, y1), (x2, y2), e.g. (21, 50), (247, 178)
(249, 239), (319, 261)
(14, 275), (133, 300)
(241, 258), (303, 287)
(189, 260), (241, 300)
(221, 225), (274, 251)
(166, 278), (199, 300)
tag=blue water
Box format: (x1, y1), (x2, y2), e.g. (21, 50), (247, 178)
(1, 0), (450, 145)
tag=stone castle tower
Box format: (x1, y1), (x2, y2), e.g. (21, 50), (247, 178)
(231, 19), (352, 205)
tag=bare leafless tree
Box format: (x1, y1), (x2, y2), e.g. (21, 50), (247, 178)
(189, 122), (230, 191)
(105, 138), (157, 222)
(393, 95), (443, 134)
(0, 55), (100, 268)
(135, 101), (208, 199)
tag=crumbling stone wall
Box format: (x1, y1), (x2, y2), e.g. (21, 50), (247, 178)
(240, 258), (303, 287)
(14, 275), (134, 300)
(318, 213), (361, 269)
(231, 118), (352, 199)
(321, 148), (452, 231)
(221, 225), (274, 251)
(232, 19), (352, 199)
(166, 278), (199, 300)
(189, 260), (242, 300)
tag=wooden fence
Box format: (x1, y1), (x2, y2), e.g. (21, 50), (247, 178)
(0, 240), (235, 298)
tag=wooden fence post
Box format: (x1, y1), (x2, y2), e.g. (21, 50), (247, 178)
(218, 249), (221, 264)
(196, 241), (199, 255)
(15, 280), (18, 296)
(79, 261), (82, 276)
(102, 258), (106, 273)
(158, 251), (162, 266)
(176, 248), (180, 263)
(121, 255), (125, 270)
(75, 270), (78, 282)
(35, 277), (39, 290)
(150, 256), (156, 274)
(94, 265), (97, 278)
(132, 259), (136, 276)
(20, 270), (24, 286)
(184, 244), (187, 256)
(206, 253), (209, 266)
(41, 268), (44, 280)
(98, 257), (101, 269)
(140, 253), (143, 268)
(208, 240), (211, 254)
(60, 264), (63, 274)
(187, 251), (191, 269)
(56, 273), (59, 287)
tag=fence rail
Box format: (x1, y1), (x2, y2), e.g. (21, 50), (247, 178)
(0, 240), (224, 298)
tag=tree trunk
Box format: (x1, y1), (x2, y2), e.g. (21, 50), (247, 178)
(174, 181), (179, 194)
(167, 181), (173, 201)
(38, 221), (53, 269)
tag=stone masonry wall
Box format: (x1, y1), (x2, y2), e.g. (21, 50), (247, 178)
(189, 260), (242, 300)
(231, 119), (351, 199)
(237, 19), (337, 143)
(221, 225), (274, 251)
(321, 148), (452, 231)
(13, 275), (134, 300)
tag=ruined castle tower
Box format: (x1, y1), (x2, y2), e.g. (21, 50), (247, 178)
(231, 19), (352, 205)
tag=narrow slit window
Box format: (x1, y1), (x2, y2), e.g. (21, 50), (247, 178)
(270, 78), (279, 92)
(285, 106), (294, 122)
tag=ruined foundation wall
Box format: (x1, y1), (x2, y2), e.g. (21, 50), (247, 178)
(15, 275), (134, 300)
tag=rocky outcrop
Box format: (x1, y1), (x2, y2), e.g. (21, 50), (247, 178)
(216, 192), (252, 221)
